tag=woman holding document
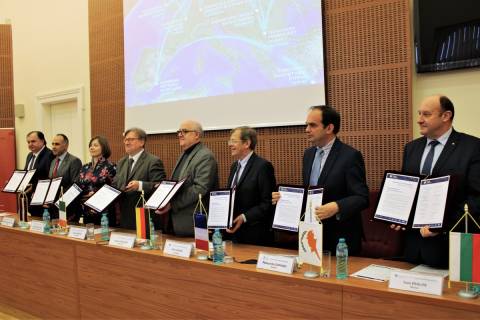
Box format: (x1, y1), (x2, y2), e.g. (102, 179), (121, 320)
(76, 136), (117, 225)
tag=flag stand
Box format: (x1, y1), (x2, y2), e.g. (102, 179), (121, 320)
(449, 204), (480, 299)
(302, 200), (322, 279)
(193, 194), (209, 261)
(136, 191), (153, 250)
(17, 191), (29, 229)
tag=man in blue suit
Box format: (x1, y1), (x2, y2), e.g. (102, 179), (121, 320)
(273, 105), (369, 255)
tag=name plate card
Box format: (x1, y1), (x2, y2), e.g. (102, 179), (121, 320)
(1, 216), (15, 227)
(256, 252), (296, 274)
(389, 270), (443, 296)
(68, 227), (87, 240)
(163, 240), (193, 258)
(30, 220), (46, 233)
(108, 232), (136, 249)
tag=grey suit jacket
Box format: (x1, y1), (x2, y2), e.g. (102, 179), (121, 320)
(170, 143), (219, 236)
(113, 150), (166, 229)
(49, 152), (82, 190)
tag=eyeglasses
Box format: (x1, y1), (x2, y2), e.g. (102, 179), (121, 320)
(123, 137), (139, 143)
(176, 129), (196, 135)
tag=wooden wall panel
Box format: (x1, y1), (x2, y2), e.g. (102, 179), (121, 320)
(89, 0), (412, 191)
(0, 25), (15, 129)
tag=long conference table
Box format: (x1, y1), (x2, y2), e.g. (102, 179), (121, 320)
(0, 222), (479, 319)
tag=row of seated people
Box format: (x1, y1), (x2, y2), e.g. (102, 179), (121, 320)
(22, 95), (480, 269)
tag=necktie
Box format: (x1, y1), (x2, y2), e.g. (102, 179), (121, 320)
(52, 158), (60, 178)
(28, 155), (36, 170)
(309, 148), (324, 186)
(421, 140), (440, 175)
(232, 162), (241, 188)
(127, 158), (135, 179)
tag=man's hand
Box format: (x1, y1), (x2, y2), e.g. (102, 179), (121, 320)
(226, 215), (244, 233)
(272, 192), (281, 205)
(390, 224), (406, 231)
(125, 180), (140, 192)
(155, 202), (171, 215)
(420, 226), (439, 238)
(315, 202), (339, 220)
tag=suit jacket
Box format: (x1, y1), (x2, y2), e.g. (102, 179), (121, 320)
(113, 150), (166, 229)
(302, 139), (369, 255)
(402, 129), (480, 267)
(24, 147), (54, 216)
(49, 152), (82, 190)
(227, 153), (276, 245)
(170, 143), (218, 236)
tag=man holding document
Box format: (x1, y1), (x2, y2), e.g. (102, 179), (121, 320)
(400, 95), (480, 267)
(113, 128), (166, 229)
(273, 105), (369, 254)
(225, 126), (276, 245)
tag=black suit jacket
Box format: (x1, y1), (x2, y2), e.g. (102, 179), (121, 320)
(402, 129), (480, 267)
(24, 147), (54, 216)
(227, 153), (276, 245)
(302, 139), (369, 255)
(113, 151), (166, 229)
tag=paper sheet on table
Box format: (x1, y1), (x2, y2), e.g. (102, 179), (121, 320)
(351, 264), (398, 282)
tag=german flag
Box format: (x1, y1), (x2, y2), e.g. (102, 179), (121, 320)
(135, 207), (150, 240)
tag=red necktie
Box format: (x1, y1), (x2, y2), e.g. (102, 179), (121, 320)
(52, 158), (60, 178)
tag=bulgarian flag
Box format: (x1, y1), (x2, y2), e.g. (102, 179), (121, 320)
(449, 232), (480, 283)
(194, 212), (209, 251)
(135, 207), (150, 240)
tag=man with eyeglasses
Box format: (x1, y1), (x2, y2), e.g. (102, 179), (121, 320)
(113, 127), (166, 229)
(156, 120), (218, 236)
(399, 95), (480, 268)
(225, 126), (276, 245)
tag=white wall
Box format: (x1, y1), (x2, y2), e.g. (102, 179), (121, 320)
(0, 0), (91, 166)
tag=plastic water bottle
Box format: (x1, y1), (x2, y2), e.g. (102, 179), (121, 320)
(212, 229), (224, 264)
(336, 238), (348, 279)
(101, 212), (109, 241)
(42, 208), (51, 234)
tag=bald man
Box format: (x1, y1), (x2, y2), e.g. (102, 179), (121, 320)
(157, 120), (218, 236)
(401, 95), (480, 267)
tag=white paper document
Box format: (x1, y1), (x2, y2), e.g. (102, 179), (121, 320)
(160, 179), (185, 208)
(413, 176), (449, 228)
(3, 171), (26, 192)
(409, 264), (449, 278)
(272, 186), (304, 232)
(18, 169), (36, 192)
(30, 180), (51, 205)
(145, 180), (176, 209)
(44, 177), (63, 203)
(55, 183), (82, 208)
(208, 190), (231, 229)
(304, 188), (323, 223)
(351, 264), (398, 282)
(85, 184), (122, 212)
(374, 173), (420, 225)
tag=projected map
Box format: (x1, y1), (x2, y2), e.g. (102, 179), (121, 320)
(124, 0), (324, 108)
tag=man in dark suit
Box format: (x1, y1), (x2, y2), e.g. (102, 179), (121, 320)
(400, 95), (480, 268)
(225, 126), (276, 245)
(273, 105), (369, 255)
(156, 120), (218, 237)
(24, 131), (54, 217)
(47, 134), (82, 220)
(113, 127), (166, 229)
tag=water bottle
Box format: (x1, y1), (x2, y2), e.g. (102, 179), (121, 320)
(212, 229), (224, 264)
(336, 238), (348, 279)
(101, 212), (109, 241)
(42, 208), (51, 234)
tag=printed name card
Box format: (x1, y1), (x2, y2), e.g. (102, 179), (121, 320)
(1, 216), (15, 227)
(256, 252), (296, 274)
(30, 220), (46, 233)
(108, 232), (136, 249)
(163, 239), (193, 258)
(389, 270), (443, 296)
(68, 226), (87, 240)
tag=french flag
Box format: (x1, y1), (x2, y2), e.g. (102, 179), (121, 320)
(194, 212), (209, 251)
